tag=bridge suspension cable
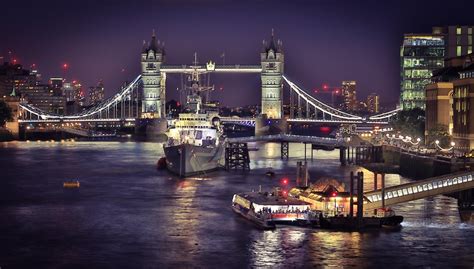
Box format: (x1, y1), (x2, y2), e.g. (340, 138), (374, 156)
(19, 75), (142, 121)
(282, 75), (363, 121)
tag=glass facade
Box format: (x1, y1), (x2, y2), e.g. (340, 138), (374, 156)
(400, 35), (445, 110)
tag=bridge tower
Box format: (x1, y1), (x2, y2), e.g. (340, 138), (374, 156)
(260, 30), (284, 119)
(141, 30), (165, 118)
(256, 30), (287, 135)
(136, 31), (168, 140)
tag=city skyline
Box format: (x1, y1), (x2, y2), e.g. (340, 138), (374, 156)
(2, 0), (474, 107)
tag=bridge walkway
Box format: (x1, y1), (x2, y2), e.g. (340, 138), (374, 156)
(364, 171), (474, 210)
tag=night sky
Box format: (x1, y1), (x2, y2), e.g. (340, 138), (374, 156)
(2, 0), (474, 107)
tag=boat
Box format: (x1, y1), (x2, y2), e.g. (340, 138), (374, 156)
(163, 54), (224, 177)
(232, 188), (316, 229)
(63, 180), (80, 188)
(265, 171), (275, 177)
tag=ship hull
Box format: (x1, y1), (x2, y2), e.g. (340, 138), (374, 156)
(164, 143), (223, 177)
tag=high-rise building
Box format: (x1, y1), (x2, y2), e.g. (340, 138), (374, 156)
(400, 30), (445, 110)
(341, 81), (357, 111)
(62, 82), (75, 102)
(401, 26), (474, 110)
(367, 93), (380, 113)
(89, 80), (105, 106)
(72, 80), (86, 106)
(22, 84), (65, 114)
(0, 62), (35, 98)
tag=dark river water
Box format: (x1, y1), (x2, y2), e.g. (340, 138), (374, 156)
(1, 141), (473, 268)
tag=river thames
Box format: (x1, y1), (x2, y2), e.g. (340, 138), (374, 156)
(0, 141), (473, 268)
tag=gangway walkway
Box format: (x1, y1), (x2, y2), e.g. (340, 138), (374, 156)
(227, 134), (345, 148)
(364, 171), (474, 210)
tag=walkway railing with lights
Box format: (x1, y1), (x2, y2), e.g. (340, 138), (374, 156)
(364, 171), (474, 210)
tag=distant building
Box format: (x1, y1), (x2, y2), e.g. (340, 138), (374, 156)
(0, 62), (35, 98)
(89, 80), (105, 105)
(72, 80), (86, 106)
(367, 93), (380, 113)
(341, 81), (357, 111)
(22, 84), (65, 114)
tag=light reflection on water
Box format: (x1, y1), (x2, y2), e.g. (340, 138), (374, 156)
(0, 141), (473, 267)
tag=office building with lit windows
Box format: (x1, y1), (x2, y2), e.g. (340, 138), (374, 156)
(367, 93), (379, 113)
(341, 81), (357, 111)
(400, 31), (445, 110)
(401, 26), (474, 110)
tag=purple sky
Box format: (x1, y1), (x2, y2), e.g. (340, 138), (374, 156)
(2, 0), (473, 107)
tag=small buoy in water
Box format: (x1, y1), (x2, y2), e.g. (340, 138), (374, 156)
(63, 180), (80, 188)
(265, 171), (275, 177)
(157, 157), (167, 170)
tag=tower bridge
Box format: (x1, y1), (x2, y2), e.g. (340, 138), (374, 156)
(16, 31), (400, 137)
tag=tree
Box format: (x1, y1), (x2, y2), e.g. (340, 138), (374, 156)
(389, 108), (425, 139)
(426, 124), (451, 148)
(0, 100), (13, 127)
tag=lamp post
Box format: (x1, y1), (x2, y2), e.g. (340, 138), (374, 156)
(451, 141), (456, 157)
(417, 137), (421, 153)
(435, 140), (440, 155)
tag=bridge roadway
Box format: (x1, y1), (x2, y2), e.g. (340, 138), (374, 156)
(364, 171), (474, 210)
(160, 64), (262, 73)
(226, 134), (345, 148)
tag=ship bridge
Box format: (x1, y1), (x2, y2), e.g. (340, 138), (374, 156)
(364, 171), (474, 210)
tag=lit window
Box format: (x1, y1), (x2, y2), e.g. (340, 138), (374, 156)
(468, 46), (472, 55)
(457, 27), (462, 35)
(469, 27), (473, 35)
(457, 46), (462, 56)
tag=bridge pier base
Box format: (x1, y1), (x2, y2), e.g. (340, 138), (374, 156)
(135, 118), (168, 141)
(340, 147), (347, 166)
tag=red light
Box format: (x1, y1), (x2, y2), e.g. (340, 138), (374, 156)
(320, 126), (331, 133)
(13, 59), (17, 64)
(219, 86), (223, 90)
(332, 191), (338, 197)
(177, 102), (181, 107)
(334, 90), (339, 94)
(282, 190), (288, 196)
(62, 63), (69, 69)
(281, 178), (289, 185)
(313, 88), (319, 93)
(323, 84), (328, 90)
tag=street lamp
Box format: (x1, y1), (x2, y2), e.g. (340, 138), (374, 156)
(451, 141), (456, 157)
(417, 137), (421, 152)
(435, 140), (440, 154)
